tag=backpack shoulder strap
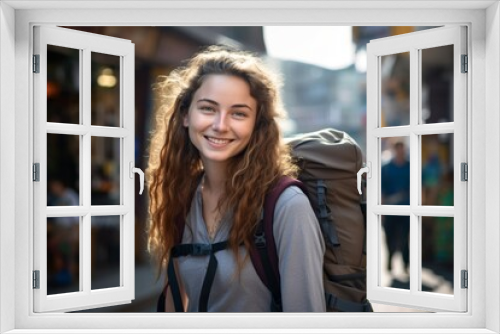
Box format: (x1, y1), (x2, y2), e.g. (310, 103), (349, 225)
(164, 214), (187, 312)
(249, 175), (308, 311)
(159, 173), (209, 312)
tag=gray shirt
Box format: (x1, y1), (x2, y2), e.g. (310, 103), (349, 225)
(175, 182), (326, 312)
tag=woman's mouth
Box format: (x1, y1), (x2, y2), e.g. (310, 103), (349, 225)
(205, 136), (233, 145)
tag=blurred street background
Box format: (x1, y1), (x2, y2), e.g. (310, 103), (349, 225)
(45, 26), (454, 313)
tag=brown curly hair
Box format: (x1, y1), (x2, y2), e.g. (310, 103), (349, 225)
(147, 45), (297, 277)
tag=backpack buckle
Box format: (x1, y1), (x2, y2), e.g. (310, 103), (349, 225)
(254, 213), (267, 248)
(254, 231), (267, 248)
(192, 243), (212, 256)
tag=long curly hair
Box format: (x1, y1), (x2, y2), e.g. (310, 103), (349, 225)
(147, 45), (298, 277)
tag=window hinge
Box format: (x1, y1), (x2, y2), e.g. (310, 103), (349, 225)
(33, 54), (40, 73)
(33, 163), (40, 182)
(33, 270), (40, 289)
(461, 163), (468, 181)
(461, 270), (468, 289)
(461, 54), (468, 73)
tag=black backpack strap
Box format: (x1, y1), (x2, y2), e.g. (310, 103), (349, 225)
(160, 215), (188, 312)
(316, 180), (340, 247)
(157, 215), (185, 312)
(316, 180), (345, 264)
(167, 255), (184, 312)
(156, 283), (169, 312)
(249, 176), (307, 312)
(169, 241), (228, 312)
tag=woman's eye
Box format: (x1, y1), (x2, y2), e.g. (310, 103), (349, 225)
(199, 106), (215, 113)
(232, 111), (247, 119)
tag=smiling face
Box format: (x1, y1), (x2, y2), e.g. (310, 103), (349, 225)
(183, 74), (258, 169)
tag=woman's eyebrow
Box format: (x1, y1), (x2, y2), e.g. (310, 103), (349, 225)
(197, 99), (253, 110)
(231, 104), (253, 110)
(197, 98), (218, 105)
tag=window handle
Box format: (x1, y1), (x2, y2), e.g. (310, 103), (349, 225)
(129, 162), (144, 195)
(357, 162), (371, 195)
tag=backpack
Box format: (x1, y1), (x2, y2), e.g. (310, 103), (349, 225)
(157, 128), (372, 312)
(249, 128), (372, 312)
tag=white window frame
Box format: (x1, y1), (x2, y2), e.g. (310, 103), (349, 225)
(32, 25), (136, 313)
(0, 1), (499, 333)
(366, 26), (468, 312)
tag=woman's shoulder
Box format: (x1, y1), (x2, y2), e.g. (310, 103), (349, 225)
(271, 183), (324, 250)
(275, 185), (309, 206)
(273, 185), (314, 220)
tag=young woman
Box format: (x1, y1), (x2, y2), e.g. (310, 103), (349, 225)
(147, 45), (325, 312)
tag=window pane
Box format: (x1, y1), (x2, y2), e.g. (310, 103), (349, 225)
(91, 137), (121, 205)
(380, 52), (410, 127)
(91, 52), (120, 127)
(421, 216), (454, 295)
(421, 45), (454, 124)
(47, 44), (80, 124)
(91, 216), (121, 290)
(381, 137), (410, 205)
(381, 215), (410, 290)
(47, 134), (80, 206)
(421, 134), (454, 206)
(47, 217), (80, 295)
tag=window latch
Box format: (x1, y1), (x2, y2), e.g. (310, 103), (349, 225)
(357, 162), (371, 195)
(129, 162), (144, 195)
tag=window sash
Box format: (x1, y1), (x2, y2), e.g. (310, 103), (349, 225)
(32, 25), (136, 313)
(366, 26), (468, 312)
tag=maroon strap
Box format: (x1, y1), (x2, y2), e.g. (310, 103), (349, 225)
(249, 176), (308, 295)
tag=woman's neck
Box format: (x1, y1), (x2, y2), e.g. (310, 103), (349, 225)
(202, 162), (228, 195)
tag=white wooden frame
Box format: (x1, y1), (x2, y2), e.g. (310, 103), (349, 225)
(32, 26), (136, 312)
(1, 1), (499, 333)
(366, 26), (468, 312)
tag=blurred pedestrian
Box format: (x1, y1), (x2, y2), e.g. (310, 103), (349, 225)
(48, 179), (79, 208)
(422, 138), (443, 205)
(381, 140), (410, 273)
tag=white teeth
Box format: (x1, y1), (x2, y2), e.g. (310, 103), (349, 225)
(207, 137), (231, 145)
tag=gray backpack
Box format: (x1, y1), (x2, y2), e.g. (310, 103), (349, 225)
(251, 128), (371, 312)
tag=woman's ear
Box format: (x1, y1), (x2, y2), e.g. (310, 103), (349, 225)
(183, 114), (189, 128)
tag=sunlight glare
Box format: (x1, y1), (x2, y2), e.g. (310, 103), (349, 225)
(263, 26), (355, 70)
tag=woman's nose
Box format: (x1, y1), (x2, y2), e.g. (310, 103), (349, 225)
(212, 112), (228, 132)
